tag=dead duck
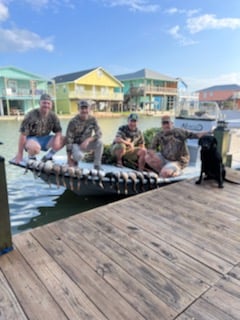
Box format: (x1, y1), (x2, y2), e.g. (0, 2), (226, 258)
(135, 171), (145, 192)
(120, 171), (129, 195)
(147, 171), (159, 189)
(97, 169), (105, 189)
(82, 168), (90, 184)
(25, 158), (36, 174)
(67, 166), (76, 191)
(127, 171), (138, 193)
(52, 163), (62, 188)
(74, 167), (83, 190)
(60, 164), (69, 188)
(90, 168), (98, 184)
(43, 160), (54, 186)
(28, 160), (41, 178)
(112, 171), (121, 194)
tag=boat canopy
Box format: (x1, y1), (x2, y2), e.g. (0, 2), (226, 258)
(175, 100), (224, 121)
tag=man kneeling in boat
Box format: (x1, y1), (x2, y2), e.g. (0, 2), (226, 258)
(14, 93), (65, 163)
(111, 113), (147, 170)
(145, 115), (207, 178)
(65, 100), (103, 170)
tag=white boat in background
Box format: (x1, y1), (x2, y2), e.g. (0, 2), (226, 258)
(174, 100), (240, 169)
(174, 101), (224, 132)
(175, 100), (240, 130)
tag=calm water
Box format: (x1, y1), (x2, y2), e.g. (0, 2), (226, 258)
(0, 115), (162, 235)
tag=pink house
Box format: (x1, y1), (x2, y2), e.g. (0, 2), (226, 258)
(197, 84), (240, 109)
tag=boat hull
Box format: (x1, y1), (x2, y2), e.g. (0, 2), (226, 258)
(9, 156), (201, 196)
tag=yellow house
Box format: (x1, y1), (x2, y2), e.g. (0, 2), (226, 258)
(53, 67), (124, 114)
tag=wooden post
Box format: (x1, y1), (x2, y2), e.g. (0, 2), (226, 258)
(213, 121), (231, 166)
(0, 156), (13, 255)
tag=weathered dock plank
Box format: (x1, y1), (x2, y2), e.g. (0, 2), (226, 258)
(98, 207), (222, 284)
(81, 211), (210, 297)
(104, 200), (233, 274)
(53, 217), (194, 313)
(31, 226), (146, 320)
(0, 247), (68, 320)
(0, 178), (240, 320)
(14, 232), (107, 320)
(46, 222), (177, 320)
(0, 269), (27, 320)
(177, 275), (240, 320)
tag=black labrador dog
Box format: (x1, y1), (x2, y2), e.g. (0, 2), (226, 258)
(195, 135), (226, 188)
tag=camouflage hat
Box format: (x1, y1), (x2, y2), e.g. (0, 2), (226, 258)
(40, 93), (52, 101)
(78, 100), (90, 108)
(128, 113), (138, 121)
(161, 115), (171, 123)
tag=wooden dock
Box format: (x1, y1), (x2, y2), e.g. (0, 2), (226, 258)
(1, 175), (240, 319)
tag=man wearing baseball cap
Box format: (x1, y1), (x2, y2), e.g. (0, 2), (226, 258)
(146, 114), (208, 177)
(111, 113), (147, 170)
(14, 93), (65, 163)
(65, 100), (103, 169)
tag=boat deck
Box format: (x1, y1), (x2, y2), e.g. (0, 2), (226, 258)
(1, 173), (240, 319)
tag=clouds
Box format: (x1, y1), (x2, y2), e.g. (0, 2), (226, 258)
(168, 25), (197, 46)
(0, 0), (156, 54)
(0, 28), (54, 52)
(23, 0), (75, 11)
(0, 1), (54, 53)
(187, 14), (240, 34)
(0, 2), (9, 21)
(167, 7), (240, 46)
(102, 0), (159, 12)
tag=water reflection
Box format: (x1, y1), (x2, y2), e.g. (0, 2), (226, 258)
(16, 190), (127, 233)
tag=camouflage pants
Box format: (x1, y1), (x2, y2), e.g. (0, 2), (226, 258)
(72, 139), (103, 167)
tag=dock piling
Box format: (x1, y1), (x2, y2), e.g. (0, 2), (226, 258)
(0, 156), (13, 255)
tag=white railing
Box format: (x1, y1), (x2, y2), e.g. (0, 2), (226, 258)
(68, 90), (123, 101)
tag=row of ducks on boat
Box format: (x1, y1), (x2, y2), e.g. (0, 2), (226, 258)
(25, 158), (161, 194)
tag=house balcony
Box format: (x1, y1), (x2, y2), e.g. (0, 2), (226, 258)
(130, 85), (178, 96)
(68, 90), (124, 101)
(1, 88), (54, 99)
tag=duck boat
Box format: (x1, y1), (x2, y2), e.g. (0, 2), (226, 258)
(9, 155), (201, 196)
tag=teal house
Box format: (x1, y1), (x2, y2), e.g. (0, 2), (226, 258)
(0, 66), (55, 116)
(115, 68), (178, 111)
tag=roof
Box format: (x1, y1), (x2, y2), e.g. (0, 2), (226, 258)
(115, 68), (177, 82)
(0, 66), (50, 81)
(53, 67), (123, 87)
(198, 84), (240, 92)
(53, 68), (96, 83)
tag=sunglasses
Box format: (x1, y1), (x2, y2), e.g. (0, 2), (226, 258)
(162, 120), (170, 125)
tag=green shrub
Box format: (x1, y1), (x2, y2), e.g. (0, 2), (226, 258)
(143, 127), (160, 148)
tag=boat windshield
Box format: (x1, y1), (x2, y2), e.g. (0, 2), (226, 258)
(175, 100), (224, 120)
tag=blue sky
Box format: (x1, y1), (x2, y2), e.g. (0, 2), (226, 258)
(0, 0), (240, 92)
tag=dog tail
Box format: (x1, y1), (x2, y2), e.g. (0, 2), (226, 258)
(224, 177), (240, 185)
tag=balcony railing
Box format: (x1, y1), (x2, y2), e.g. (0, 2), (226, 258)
(1, 88), (55, 99)
(68, 90), (123, 101)
(130, 85), (178, 96)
